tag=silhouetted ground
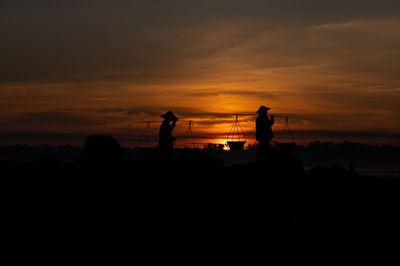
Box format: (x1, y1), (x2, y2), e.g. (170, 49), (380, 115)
(2, 140), (399, 172)
(2, 136), (400, 247)
(294, 141), (400, 171)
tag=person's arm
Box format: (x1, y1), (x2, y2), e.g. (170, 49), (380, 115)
(170, 120), (176, 130)
(270, 114), (274, 126)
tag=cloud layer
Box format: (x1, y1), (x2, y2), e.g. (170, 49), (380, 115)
(1, 0), (400, 145)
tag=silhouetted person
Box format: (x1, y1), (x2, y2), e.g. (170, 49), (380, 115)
(159, 111), (178, 161)
(256, 106), (274, 161)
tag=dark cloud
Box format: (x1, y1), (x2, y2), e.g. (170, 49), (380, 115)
(0, 111), (106, 131)
(186, 90), (281, 99)
(1, 0), (399, 84)
(79, 107), (255, 120)
(0, 132), (143, 146)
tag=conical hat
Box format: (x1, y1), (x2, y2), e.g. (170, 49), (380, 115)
(256, 105), (270, 113)
(160, 111), (177, 121)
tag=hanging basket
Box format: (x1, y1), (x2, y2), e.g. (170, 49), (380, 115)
(137, 121), (158, 157)
(183, 120), (199, 149)
(227, 141), (246, 151)
(274, 116), (296, 153)
(226, 114), (247, 151)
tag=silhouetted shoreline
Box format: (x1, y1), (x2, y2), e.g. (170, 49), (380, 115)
(1, 141), (399, 175)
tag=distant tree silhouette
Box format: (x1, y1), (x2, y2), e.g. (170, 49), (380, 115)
(79, 135), (127, 165)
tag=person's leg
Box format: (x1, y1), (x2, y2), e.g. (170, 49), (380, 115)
(257, 140), (265, 161)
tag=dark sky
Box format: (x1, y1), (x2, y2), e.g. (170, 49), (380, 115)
(1, 0), (400, 146)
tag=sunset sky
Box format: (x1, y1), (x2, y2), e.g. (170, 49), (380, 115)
(1, 0), (400, 147)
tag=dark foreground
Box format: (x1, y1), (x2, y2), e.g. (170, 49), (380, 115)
(3, 147), (400, 250)
(2, 133), (399, 255)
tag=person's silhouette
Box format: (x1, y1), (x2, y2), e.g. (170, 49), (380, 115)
(159, 111), (178, 160)
(256, 106), (274, 161)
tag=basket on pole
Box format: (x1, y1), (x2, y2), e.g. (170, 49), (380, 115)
(183, 120), (199, 149)
(138, 121), (158, 157)
(274, 116), (296, 153)
(226, 114), (246, 151)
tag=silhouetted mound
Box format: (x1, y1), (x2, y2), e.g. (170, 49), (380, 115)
(78, 135), (127, 166)
(258, 147), (305, 179)
(36, 155), (64, 165)
(276, 142), (296, 153)
(177, 149), (224, 170)
(310, 165), (330, 178)
(309, 164), (359, 185)
(138, 147), (158, 157)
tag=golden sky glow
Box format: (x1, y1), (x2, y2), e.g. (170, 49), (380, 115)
(1, 1), (400, 146)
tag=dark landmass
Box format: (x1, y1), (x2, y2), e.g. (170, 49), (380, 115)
(294, 141), (400, 170)
(2, 136), (399, 246)
(1, 140), (399, 171)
